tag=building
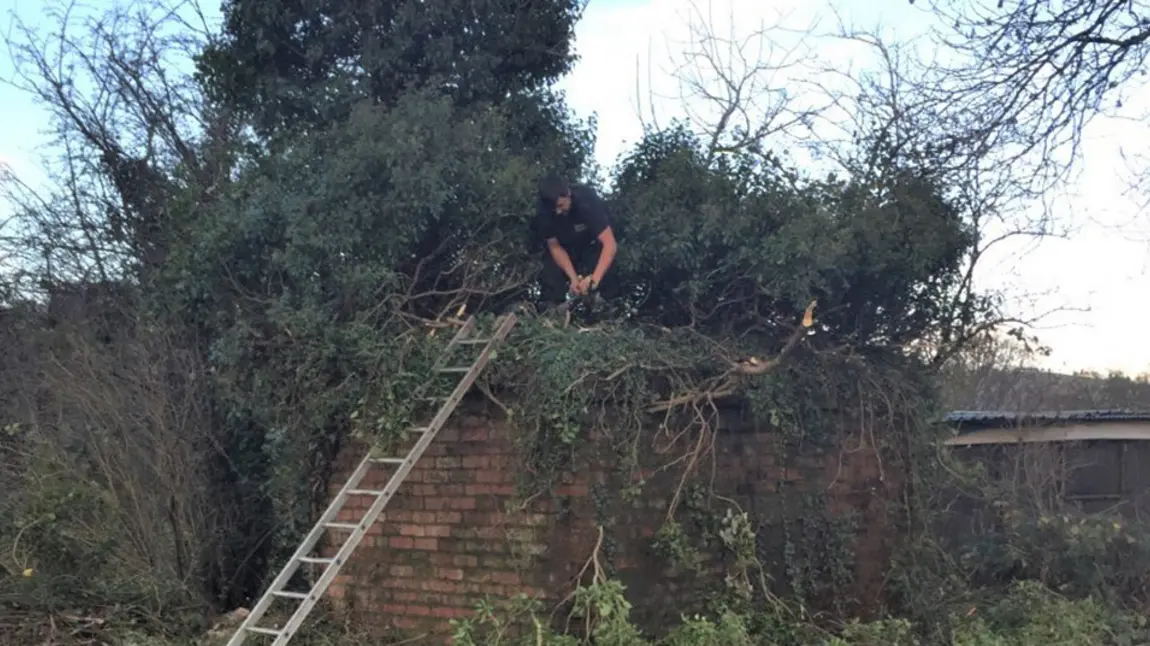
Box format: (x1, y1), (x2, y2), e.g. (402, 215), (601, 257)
(943, 409), (1150, 516)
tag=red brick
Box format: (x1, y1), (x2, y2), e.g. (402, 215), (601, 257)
(423, 443), (448, 456)
(435, 567), (465, 581)
(462, 511), (493, 525)
(489, 455), (516, 469)
(462, 455), (489, 468)
(399, 524), (426, 537)
(390, 617), (419, 630)
(491, 571), (520, 585)
(411, 511), (437, 524)
(470, 469), (493, 483)
(324, 411), (900, 644)
(461, 428), (488, 441)
(474, 526), (501, 540)
(436, 511), (463, 524)
(436, 457), (462, 469)
(453, 554), (479, 568)
(465, 484), (515, 496)
(447, 497), (477, 510)
(425, 579), (463, 593)
(425, 524), (452, 538)
(423, 470), (450, 484)
(387, 510), (414, 522)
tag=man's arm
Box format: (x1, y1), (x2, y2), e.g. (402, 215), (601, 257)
(580, 188), (617, 288)
(590, 227), (617, 287)
(546, 238), (579, 283)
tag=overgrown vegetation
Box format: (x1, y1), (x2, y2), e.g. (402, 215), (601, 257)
(2, 0), (1149, 644)
(444, 578), (1150, 646)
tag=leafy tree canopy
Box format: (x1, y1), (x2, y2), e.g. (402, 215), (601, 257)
(196, 0), (585, 138)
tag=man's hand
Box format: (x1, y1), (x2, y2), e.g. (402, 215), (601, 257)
(577, 275), (595, 294)
(569, 276), (588, 296)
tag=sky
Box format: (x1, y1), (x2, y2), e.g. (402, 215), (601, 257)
(2, 0), (1149, 377)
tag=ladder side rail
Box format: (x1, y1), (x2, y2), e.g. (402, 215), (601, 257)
(270, 314), (517, 645)
(224, 451), (379, 646)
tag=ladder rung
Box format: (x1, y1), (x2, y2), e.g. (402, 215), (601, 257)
(437, 366), (470, 373)
(246, 626), (282, 636)
(408, 426), (430, 434)
(299, 556), (333, 565)
(346, 488), (385, 496)
(369, 457), (405, 465)
(272, 590), (310, 600)
(457, 338), (491, 345)
(324, 522), (360, 530)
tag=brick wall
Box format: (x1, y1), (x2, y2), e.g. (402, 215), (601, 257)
(321, 397), (899, 642)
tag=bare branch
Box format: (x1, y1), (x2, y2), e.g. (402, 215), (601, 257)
(915, 0), (1150, 199)
(0, 0), (218, 285)
(636, 0), (829, 159)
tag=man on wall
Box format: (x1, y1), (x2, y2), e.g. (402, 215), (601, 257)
(535, 173), (618, 305)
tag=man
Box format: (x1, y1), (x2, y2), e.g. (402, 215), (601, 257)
(535, 174), (618, 304)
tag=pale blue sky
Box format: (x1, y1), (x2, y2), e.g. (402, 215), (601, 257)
(2, 0), (1148, 376)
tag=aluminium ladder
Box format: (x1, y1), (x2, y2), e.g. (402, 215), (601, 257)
(226, 312), (518, 646)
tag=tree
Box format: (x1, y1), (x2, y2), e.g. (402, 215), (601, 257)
(151, 0), (600, 612)
(1, 0), (270, 611)
(636, 0), (827, 162)
(908, 1), (1150, 201)
(823, 27), (1072, 366)
(196, 0), (585, 140)
(625, 1), (1063, 368)
(2, 0), (229, 283)
(608, 122), (974, 353)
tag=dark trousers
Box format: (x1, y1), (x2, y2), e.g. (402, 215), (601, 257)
(539, 243), (619, 304)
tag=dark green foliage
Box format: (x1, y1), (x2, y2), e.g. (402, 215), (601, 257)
(197, 0), (584, 137)
(608, 123), (974, 347)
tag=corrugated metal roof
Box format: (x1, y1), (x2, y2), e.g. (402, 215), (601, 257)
(943, 409), (1150, 430)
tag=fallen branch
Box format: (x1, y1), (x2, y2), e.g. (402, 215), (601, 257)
(554, 524), (607, 632)
(646, 299), (816, 413)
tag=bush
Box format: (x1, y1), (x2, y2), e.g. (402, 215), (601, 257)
(441, 578), (1149, 646)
